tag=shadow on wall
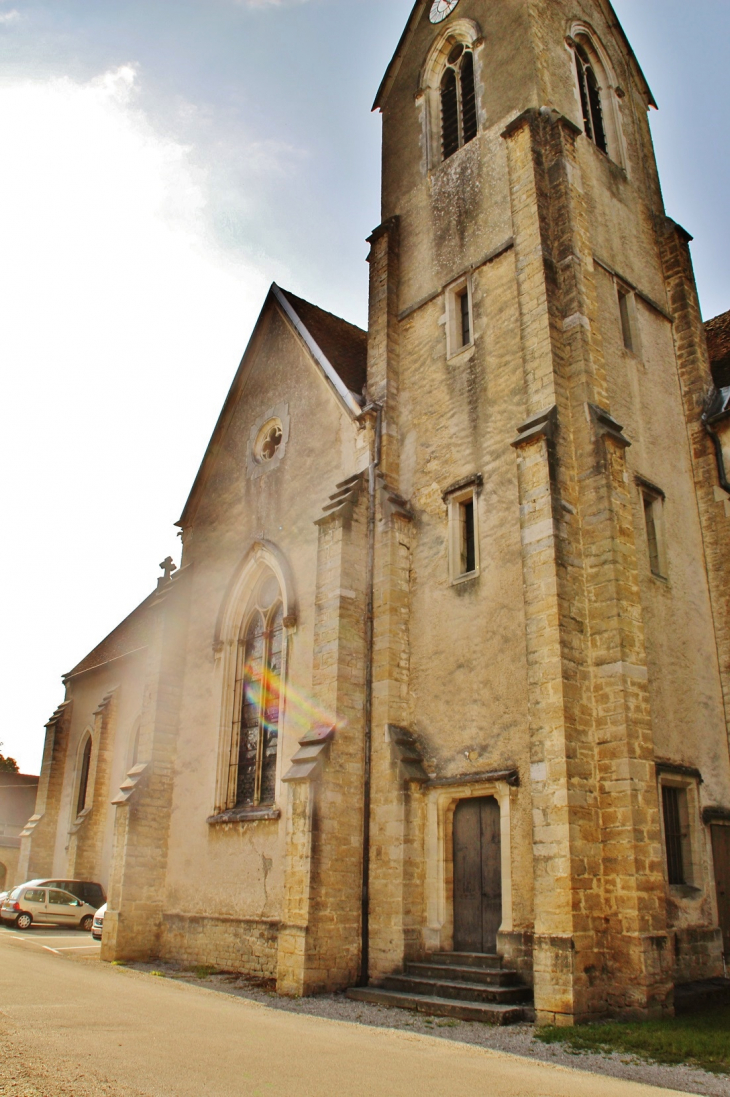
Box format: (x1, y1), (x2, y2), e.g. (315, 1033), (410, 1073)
(0, 863), (6, 892)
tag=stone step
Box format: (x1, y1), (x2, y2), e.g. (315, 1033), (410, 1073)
(346, 986), (529, 1025)
(429, 952), (502, 969)
(407, 962), (520, 987)
(382, 974), (531, 1006)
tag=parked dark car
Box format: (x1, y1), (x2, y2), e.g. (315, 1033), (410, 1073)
(32, 879), (105, 910)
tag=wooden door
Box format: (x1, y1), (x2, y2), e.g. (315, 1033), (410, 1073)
(453, 797), (502, 953)
(711, 825), (730, 957)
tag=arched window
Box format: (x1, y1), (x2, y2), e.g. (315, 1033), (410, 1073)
(229, 597), (284, 809)
(76, 736), (92, 817)
(575, 41), (607, 154)
(440, 43), (477, 161)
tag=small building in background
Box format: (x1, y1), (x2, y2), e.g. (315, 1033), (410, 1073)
(0, 772), (39, 891)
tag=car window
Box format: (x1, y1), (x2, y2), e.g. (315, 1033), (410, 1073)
(9, 887), (22, 901)
(23, 889), (46, 904)
(48, 889), (77, 906)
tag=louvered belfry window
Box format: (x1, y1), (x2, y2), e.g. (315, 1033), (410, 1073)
(230, 602), (284, 808)
(440, 43), (478, 161)
(575, 42), (608, 155)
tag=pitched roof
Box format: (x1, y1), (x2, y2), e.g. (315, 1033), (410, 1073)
(705, 310), (730, 365)
(277, 289), (367, 398)
(65, 590), (156, 679)
(177, 284), (367, 530)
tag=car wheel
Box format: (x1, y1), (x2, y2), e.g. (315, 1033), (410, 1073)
(80, 915), (94, 932)
(15, 913), (32, 930)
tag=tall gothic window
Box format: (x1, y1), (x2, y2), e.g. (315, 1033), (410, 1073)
(229, 601), (283, 808)
(441, 43), (477, 161)
(575, 41), (608, 155)
(76, 736), (92, 817)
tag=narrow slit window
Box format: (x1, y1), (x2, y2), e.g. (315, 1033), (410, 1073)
(618, 288), (634, 353)
(448, 485), (480, 582)
(460, 498), (476, 575)
(440, 45), (478, 162)
(446, 279), (473, 358)
(643, 493), (662, 578)
(76, 737), (92, 817)
(662, 785), (688, 886)
(575, 42), (608, 155)
(459, 288), (471, 348)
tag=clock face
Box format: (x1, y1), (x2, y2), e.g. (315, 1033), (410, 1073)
(429, 0), (460, 24)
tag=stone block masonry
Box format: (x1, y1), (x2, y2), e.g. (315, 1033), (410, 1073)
(162, 914), (279, 979)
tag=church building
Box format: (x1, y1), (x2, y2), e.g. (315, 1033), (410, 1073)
(18, 0), (730, 1025)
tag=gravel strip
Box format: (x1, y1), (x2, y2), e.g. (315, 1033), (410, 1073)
(126, 960), (730, 1097)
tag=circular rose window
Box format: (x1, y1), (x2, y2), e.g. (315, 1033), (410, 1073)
(254, 419), (283, 464)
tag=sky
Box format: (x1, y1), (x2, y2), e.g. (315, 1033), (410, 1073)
(1, 0), (729, 776)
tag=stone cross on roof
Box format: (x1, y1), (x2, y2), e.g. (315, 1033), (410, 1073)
(158, 556), (178, 588)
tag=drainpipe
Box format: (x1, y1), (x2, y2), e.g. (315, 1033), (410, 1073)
(359, 403), (382, 987)
(703, 413), (730, 496)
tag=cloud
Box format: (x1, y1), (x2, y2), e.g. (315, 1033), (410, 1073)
(0, 9), (20, 24)
(0, 66), (274, 773)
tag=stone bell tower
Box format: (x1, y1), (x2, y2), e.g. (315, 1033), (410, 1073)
(364, 0), (729, 1024)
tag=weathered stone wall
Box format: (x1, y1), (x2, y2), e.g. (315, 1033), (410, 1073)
(69, 690), (117, 882)
(372, 0), (730, 1021)
(24, 0), (730, 1020)
(103, 576), (190, 963)
(17, 702), (72, 883)
(277, 485), (369, 994)
(161, 913), (279, 979)
(154, 304), (368, 984)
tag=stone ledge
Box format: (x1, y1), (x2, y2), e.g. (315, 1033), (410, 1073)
(206, 806), (281, 825)
(163, 911), (281, 927)
(425, 768), (519, 790)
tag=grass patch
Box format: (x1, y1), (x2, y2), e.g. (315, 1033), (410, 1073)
(187, 964), (218, 980)
(536, 1007), (730, 1075)
(149, 970), (166, 978)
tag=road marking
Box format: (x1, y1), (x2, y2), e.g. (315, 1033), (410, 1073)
(5, 934), (90, 940)
(53, 945), (101, 951)
(42, 947), (61, 954)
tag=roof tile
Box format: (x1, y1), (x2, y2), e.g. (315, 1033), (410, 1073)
(279, 289), (367, 398)
(705, 309), (730, 365)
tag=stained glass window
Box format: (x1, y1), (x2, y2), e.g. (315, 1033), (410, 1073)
(230, 599), (284, 809)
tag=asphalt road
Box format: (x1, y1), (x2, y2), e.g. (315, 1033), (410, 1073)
(0, 924), (696, 1097)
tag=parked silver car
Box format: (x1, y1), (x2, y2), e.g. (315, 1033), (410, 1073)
(0, 884), (97, 931)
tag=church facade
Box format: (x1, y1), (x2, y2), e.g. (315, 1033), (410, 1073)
(18, 0), (730, 1025)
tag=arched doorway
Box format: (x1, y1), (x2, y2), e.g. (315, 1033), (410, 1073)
(0, 863), (7, 893)
(453, 797), (502, 953)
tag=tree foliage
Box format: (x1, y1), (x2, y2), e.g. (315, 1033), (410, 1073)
(0, 743), (19, 773)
